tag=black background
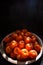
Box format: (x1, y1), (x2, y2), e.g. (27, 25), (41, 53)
(0, 0), (43, 65)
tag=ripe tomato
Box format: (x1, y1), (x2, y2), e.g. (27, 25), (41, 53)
(6, 46), (11, 54)
(11, 33), (18, 39)
(25, 32), (32, 37)
(17, 54), (22, 60)
(21, 49), (29, 59)
(16, 35), (23, 41)
(10, 40), (18, 49)
(6, 43), (11, 47)
(31, 35), (37, 42)
(21, 29), (28, 33)
(34, 44), (41, 53)
(16, 30), (21, 35)
(28, 50), (38, 59)
(25, 37), (32, 43)
(10, 52), (16, 59)
(19, 40), (25, 49)
(26, 43), (33, 51)
(20, 32), (24, 36)
(34, 41), (38, 45)
(23, 36), (27, 40)
(14, 47), (21, 55)
(4, 36), (11, 43)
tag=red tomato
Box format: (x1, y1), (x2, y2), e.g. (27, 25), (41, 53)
(16, 35), (23, 41)
(10, 40), (18, 49)
(25, 37), (32, 43)
(4, 37), (11, 43)
(6, 46), (11, 54)
(16, 30), (21, 34)
(25, 32), (32, 37)
(14, 47), (21, 55)
(11, 33), (18, 39)
(19, 40), (25, 49)
(17, 54), (22, 60)
(6, 43), (11, 47)
(21, 29), (28, 33)
(28, 50), (38, 59)
(21, 49), (29, 59)
(34, 44), (41, 53)
(20, 32), (24, 36)
(31, 35), (37, 42)
(26, 43), (33, 51)
(10, 52), (16, 59)
(23, 36), (27, 40)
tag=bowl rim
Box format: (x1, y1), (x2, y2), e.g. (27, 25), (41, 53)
(0, 32), (43, 65)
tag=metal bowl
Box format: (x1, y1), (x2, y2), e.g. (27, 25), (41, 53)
(0, 32), (43, 65)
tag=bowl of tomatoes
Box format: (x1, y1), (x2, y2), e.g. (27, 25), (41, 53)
(0, 29), (43, 65)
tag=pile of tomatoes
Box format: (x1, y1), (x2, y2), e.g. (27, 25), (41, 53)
(3, 29), (41, 61)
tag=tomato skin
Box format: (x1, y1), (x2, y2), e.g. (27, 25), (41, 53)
(23, 36), (27, 40)
(17, 54), (22, 60)
(34, 44), (41, 53)
(28, 50), (38, 59)
(31, 35), (37, 42)
(10, 52), (16, 59)
(6, 46), (11, 54)
(20, 32), (24, 36)
(25, 32), (32, 37)
(21, 29), (28, 33)
(13, 47), (21, 55)
(16, 35), (23, 41)
(11, 33), (18, 39)
(6, 43), (10, 47)
(21, 49), (29, 59)
(25, 37), (32, 43)
(25, 43), (33, 51)
(16, 30), (20, 34)
(19, 40), (25, 49)
(4, 37), (11, 43)
(10, 40), (18, 49)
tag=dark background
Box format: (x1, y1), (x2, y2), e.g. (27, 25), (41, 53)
(0, 0), (43, 65)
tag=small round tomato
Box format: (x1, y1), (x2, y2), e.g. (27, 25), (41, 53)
(28, 50), (38, 59)
(10, 40), (18, 49)
(19, 40), (25, 49)
(11, 33), (18, 39)
(17, 54), (22, 60)
(25, 43), (33, 51)
(21, 29), (28, 33)
(34, 41), (38, 45)
(20, 32), (24, 36)
(10, 52), (16, 59)
(31, 35), (37, 42)
(6, 43), (11, 47)
(14, 47), (21, 55)
(6, 46), (11, 54)
(16, 35), (23, 41)
(25, 32), (32, 37)
(4, 37), (11, 43)
(21, 49), (29, 59)
(23, 36), (27, 40)
(16, 30), (21, 34)
(25, 37), (32, 43)
(34, 44), (41, 53)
